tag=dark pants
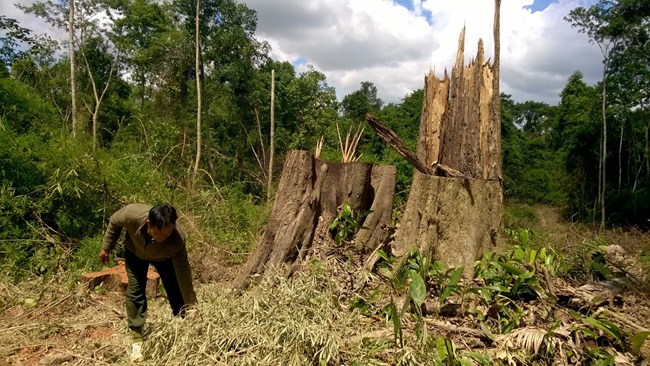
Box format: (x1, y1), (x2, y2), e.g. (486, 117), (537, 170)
(124, 249), (186, 331)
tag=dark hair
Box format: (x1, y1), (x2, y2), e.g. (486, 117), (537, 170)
(148, 204), (177, 229)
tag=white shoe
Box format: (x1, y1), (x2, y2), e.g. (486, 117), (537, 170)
(130, 342), (144, 362)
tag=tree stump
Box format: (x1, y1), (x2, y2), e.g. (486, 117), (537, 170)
(392, 172), (502, 269)
(233, 150), (396, 289)
(367, 0), (503, 272)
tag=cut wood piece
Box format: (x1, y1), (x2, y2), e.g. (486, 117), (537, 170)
(82, 260), (160, 298)
(393, 171), (503, 272)
(233, 150), (396, 289)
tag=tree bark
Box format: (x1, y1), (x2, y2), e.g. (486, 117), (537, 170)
(268, 69), (275, 202)
(393, 171), (502, 269)
(68, 0), (77, 136)
(619, 121), (623, 194)
(192, 0), (202, 179)
(233, 150), (396, 289)
(601, 64), (607, 229)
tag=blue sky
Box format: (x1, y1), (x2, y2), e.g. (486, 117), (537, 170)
(525, 0), (558, 12)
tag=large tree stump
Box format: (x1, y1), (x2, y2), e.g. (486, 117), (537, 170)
(392, 172), (502, 269)
(367, 0), (503, 272)
(233, 150), (396, 289)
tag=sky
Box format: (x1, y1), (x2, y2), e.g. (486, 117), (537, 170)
(1, 0), (602, 105)
(237, 0), (602, 105)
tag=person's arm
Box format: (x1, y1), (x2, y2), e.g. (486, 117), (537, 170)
(99, 208), (127, 262)
(172, 247), (197, 305)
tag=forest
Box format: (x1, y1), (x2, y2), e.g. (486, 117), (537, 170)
(1, 0), (649, 365)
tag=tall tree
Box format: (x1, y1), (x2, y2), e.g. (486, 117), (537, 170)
(20, 0), (119, 144)
(566, 2), (623, 228)
(109, 0), (173, 111)
(554, 72), (599, 220)
(268, 69), (275, 201)
(192, 0), (202, 179)
(68, 0), (78, 136)
(0, 16), (34, 67)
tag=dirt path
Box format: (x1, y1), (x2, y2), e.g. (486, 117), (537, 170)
(534, 205), (563, 230)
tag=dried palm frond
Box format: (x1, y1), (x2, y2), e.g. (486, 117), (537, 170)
(496, 326), (564, 361)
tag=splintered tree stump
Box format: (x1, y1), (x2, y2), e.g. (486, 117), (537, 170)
(234, 150), (396, 289)
(366, 0), (503, 273)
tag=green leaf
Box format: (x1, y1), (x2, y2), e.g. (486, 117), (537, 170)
(463, 351), (492, 365)
(435, 337), (448, 358)
(500, 262), (524, 276)
(440, 267), (464, 303)
(479, 322), (496, 341)
(591, 260), (613, 280)
(584, 317), (623, 344)
(528, 248), (538, 264)
(376, 249), (390, 262)
(343, 204), (352, 216)
(448, 266), (464, 287)
(519, 229), (529, 246)
(632, 331), (650, 352)
(409, 271), (427, 307)
(513, 247), (525, 261)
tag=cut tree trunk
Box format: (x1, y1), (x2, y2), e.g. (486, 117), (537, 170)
(233, 150), (396, 289)
(366, 0), (503, 272)
(392, 171), (502, 269)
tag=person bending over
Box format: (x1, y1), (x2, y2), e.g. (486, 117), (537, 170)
(99, 203), (196, 361)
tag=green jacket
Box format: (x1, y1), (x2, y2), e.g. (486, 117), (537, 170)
(102, 203), (196, 304)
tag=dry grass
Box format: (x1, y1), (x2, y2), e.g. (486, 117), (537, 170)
(145, 272), (359, 365)
(1, 263), (401, 365)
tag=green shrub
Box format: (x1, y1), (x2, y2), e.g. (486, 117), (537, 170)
(504, 203), (539, 229)
(0, 78), (59, 132)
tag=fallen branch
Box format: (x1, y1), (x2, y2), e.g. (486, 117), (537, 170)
(592, 308), (649, 333)
(365, 113), (433, 175)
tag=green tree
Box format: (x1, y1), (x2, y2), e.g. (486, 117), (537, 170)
(0, 15), (34, 67)
(341, 81), (383, 120)
(109, 0), (173, 111)
(553, 72), (600, 220)
(566, 1), (625, 228)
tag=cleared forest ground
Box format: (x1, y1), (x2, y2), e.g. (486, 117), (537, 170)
(1, 204), (649, 365)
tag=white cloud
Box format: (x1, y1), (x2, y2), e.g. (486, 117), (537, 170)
(244, 0), (602, 105)
(2, 0), (603, 105)
(1, 0), (64, 41)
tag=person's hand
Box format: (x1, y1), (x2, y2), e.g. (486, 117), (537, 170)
(98, 249), (109, 264)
